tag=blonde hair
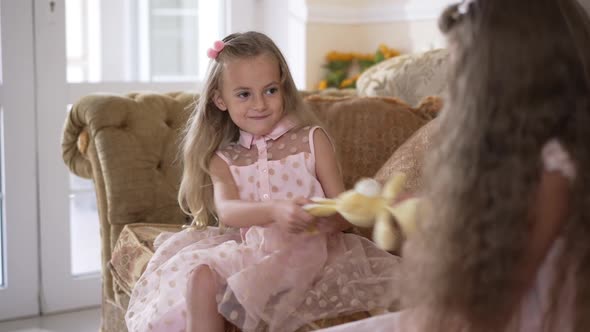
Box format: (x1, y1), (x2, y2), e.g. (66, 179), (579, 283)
(178, 31), (319, 227)
(403, 1), (590, 331)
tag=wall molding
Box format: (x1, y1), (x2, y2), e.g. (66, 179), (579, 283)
(288, 0), (309, 23)
(289, 1), (450, 24)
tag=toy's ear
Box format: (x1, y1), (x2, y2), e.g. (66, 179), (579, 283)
(383, 172), (407, 201)
(387, 197), (421, 237)
(303, 198), (339, 217)
(373, 210), (400, 251)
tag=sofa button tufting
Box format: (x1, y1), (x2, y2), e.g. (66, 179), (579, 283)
(156, 161), (163, 170)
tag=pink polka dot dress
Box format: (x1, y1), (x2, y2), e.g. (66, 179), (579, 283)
(125, 116), (401, 332)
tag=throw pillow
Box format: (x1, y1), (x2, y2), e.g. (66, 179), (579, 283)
(356, 49), (449, 107)
(374, 116), (440, 193)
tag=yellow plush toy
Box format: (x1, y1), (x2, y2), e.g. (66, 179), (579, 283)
(303, 172), (421, 251)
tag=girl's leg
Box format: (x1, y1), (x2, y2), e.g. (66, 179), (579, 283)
(186, 265), (225, 332)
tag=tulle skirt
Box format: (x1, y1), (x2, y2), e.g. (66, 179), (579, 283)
(126, 225), (400, 332)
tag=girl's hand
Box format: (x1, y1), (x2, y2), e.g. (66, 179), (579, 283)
(270, 197), (316, 234)
(316, 218), (340, 234)
(317, 217), (352, 234)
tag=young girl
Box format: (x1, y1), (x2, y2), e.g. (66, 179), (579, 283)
(125, 31), (400, 332)
(317, 0), (590, 331)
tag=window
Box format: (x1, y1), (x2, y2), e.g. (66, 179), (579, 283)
(68, 173), (101, 276)
(66, 0), (224, 83)
(149, 0), (200, 81)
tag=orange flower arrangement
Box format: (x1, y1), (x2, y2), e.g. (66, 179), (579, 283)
(318, 44), (400, 90)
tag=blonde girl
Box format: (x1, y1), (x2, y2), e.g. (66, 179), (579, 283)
(126, 31), (400, 332)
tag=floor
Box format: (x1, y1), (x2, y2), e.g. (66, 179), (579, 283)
(0, 307), (100, 332)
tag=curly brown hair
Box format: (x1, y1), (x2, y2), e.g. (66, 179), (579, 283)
(402, 1), (590, 331)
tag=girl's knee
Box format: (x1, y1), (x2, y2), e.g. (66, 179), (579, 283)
(188, 265), (216, 295)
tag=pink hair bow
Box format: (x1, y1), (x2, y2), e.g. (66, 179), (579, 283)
(207, 40), (225, 59)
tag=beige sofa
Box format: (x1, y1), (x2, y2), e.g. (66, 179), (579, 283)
(61, 50), (447, 332)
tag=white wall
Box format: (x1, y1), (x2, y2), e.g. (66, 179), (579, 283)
(252, 0), (454, 89)
(257, 1), (290, 54)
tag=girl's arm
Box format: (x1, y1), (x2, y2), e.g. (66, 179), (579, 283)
(313, 129), (353, 233)
(521, 170), (571, 285)
(511, 140), (574, 313)
(210, 154), (314, 231)
(506, 168), (572, 318)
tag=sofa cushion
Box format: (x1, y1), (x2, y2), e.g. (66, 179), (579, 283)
(374, 116), (440, 193)
(356, 49), (449, 107)
(305, 95), (431, 188)
(110, 223), (183, 296)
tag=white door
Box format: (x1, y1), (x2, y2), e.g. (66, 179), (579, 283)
(35, 0), (226, 313)
(0, 0), (41, 320)
(34, 0), (102, 312)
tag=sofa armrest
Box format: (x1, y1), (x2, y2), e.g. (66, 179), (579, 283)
(62, 100), (94, 179)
